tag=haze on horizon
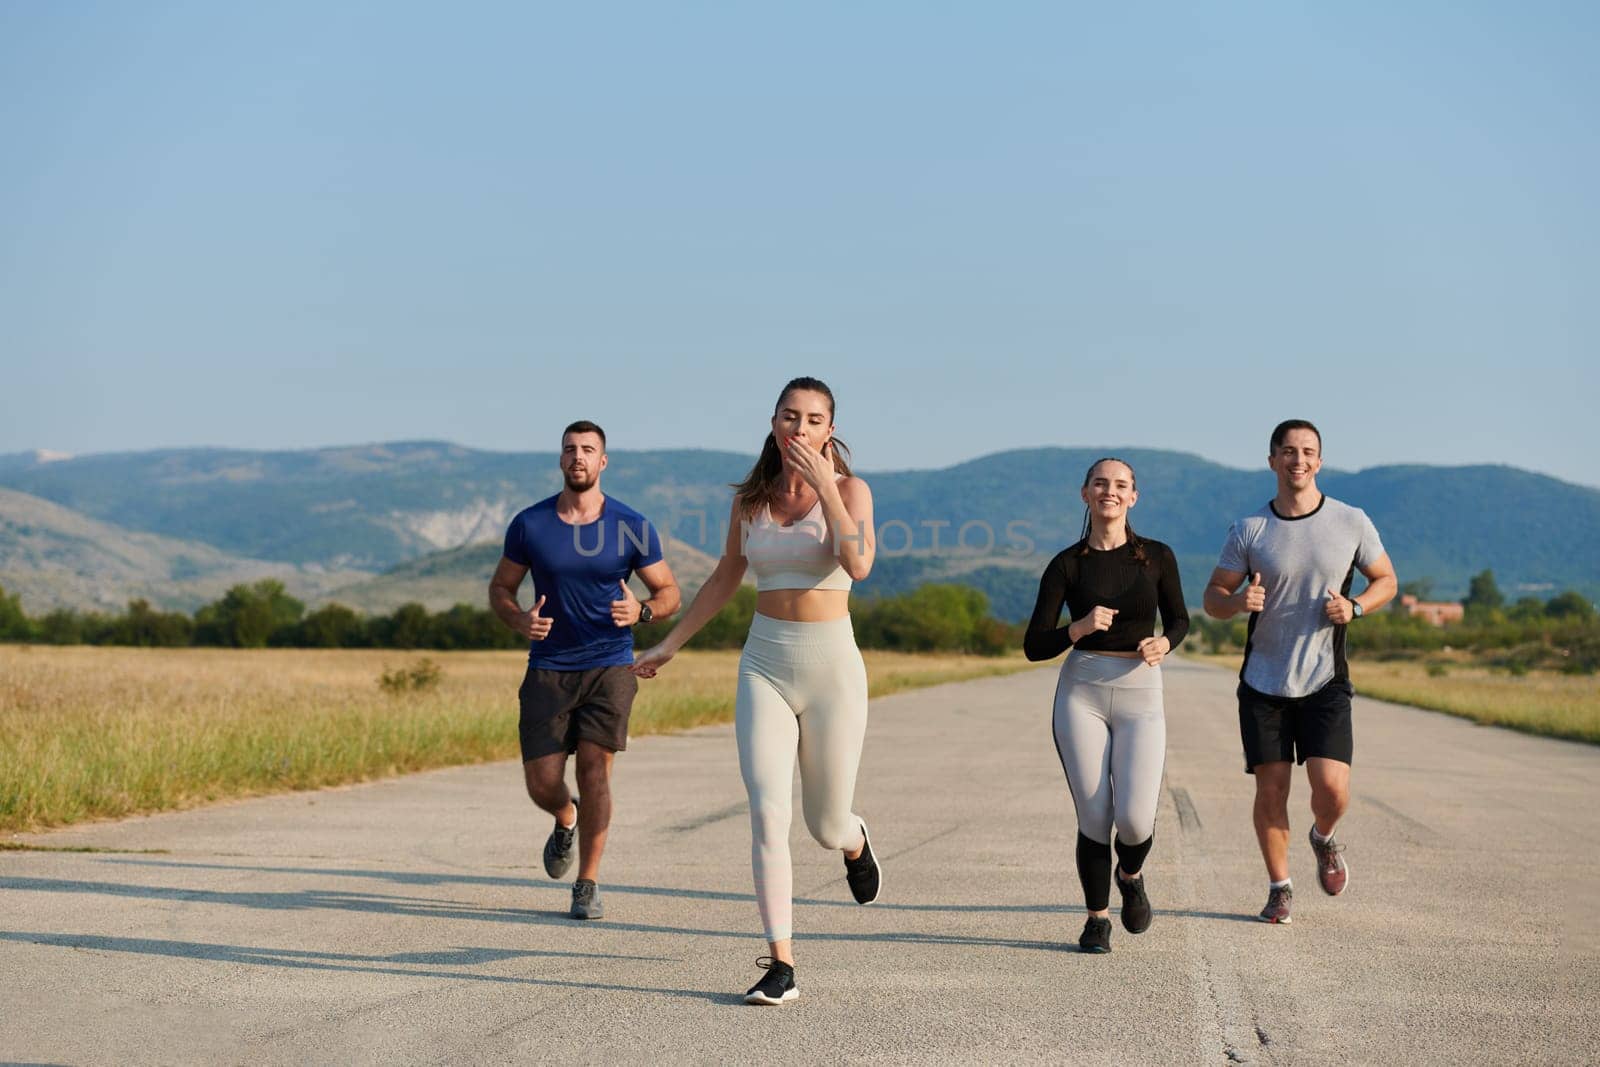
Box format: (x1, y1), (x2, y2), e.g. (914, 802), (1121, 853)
(2, 3), (1596, 488)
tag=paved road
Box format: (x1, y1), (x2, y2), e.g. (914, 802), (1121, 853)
(3, 656), (1597, 1064)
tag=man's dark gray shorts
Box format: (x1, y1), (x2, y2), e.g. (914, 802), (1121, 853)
(518, 665), (638, 762)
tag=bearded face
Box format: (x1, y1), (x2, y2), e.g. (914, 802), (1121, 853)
(559, 431), (606, 491)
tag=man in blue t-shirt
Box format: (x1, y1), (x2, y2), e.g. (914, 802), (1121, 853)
(1204, 420), (1397, 926)
(489, 420), (681, 920)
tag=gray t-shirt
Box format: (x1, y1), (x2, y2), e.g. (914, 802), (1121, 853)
(1217, 496), (1386, 699)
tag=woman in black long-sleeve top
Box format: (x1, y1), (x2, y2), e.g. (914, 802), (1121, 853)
(1023, 457), (1188, 954)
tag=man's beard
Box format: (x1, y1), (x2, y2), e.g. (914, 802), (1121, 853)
(563, 471), (597, 492)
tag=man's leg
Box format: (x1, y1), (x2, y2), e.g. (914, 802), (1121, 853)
(1299, 679), (1354, 895)
(1252, 761), (1294, 882)
(523, 752), (576, 823)
(1306, 757), (1350, 836)
(1306, 756), (1352, 895)
(573, 739), (615, 882)
(519, 667), (578, 828)
(525, 752), (580, 883)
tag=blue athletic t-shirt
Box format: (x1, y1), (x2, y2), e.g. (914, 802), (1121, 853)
(502, 495), (664, 671)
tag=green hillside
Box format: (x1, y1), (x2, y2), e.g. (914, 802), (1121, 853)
(2, 443), (1596, 619)
(320, 536), (726, 614)
(0, 487), (367, 614)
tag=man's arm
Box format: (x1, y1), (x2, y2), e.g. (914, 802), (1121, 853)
(1204, 566), (1263, 619)
(1352, 553), (1398, 616)
(488, 556), (548, 639)
(634, 559), (682, 621)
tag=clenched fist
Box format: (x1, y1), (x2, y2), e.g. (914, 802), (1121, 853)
(1136, 635), (1170, 667)
(1069, 605), (1119, 643)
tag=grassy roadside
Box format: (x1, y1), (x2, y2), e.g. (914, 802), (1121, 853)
(0, 645), (1037, 835)
(1190, 652), (1600, 745)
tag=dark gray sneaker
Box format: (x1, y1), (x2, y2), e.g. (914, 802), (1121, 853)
(743, 957), (798, 1005)
(1258, 883), (1293, 924)
(542, 798), (578, 879)
(843, 818), (881, 905)
(1079, 915), (1112, 953)
(570, 878), (603, 920)
(1116, 870), (1152, 934)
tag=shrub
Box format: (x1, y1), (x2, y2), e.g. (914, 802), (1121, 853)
(378, 658), (443, 694)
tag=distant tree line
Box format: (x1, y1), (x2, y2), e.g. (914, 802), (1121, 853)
(0, 579), (1023, 656)
(0, 580), (519, 651)
(632, 584), (1019, 656)
(1188, 569), (1598, 674)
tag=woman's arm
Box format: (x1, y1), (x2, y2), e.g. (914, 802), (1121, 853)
(1022, 556), (1074, 662)
(632, 501), (748, 673)
(819, 475), (874, 581)
(786, 438), (875, 581)
(1154, 543), (1190, 651)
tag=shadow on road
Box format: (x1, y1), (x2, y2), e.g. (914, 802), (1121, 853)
(100, 857), (1261, 922)
(0, 871), (1060, 951)
(0, 930), (727, 1002)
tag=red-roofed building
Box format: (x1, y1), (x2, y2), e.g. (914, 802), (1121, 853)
(1398, 594), (1464, 626)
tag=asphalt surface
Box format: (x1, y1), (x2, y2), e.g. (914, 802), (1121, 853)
(3, 655), (1598, 1065)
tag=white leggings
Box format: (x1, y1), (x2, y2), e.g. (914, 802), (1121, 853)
(1052, 651), (1166, 846)
(736, 612), (869, 942)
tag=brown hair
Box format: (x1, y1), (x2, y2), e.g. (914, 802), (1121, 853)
(731, 376), (854, 516)
(562, 420), (606, 449)
(1077, 456), (1147, 563)
(1270, 418), (1320, 453)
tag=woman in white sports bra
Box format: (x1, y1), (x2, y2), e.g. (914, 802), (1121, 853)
(632, 376), (879, 1005)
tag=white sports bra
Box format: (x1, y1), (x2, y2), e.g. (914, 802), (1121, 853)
(743, 486), (853, 592)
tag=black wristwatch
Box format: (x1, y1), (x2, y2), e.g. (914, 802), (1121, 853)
(637, 602), (653, 625)
(1350, 599), (1364, 619)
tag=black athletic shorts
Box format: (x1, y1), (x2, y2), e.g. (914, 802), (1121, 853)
(518, 665), (638, 762)
(1237, 677), (1353, 773)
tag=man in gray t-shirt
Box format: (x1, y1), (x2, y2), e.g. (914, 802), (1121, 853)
(1204, 420), (1397, 925)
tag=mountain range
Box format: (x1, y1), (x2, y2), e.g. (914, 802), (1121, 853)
(2, 442), (1596, 621)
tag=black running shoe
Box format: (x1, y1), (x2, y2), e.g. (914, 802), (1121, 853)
(1116, 870), (1152, 934)
(843, 818), (881, 905)
(542, 797), (578, 879)
(570, 878), (603, 920)
(743, 957), (798, 1005)
(1079, 916), (1112, 954)
(1258, 883), (1293, 924)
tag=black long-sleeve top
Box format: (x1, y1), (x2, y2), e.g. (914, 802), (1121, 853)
(1023, 538), (1190, 661)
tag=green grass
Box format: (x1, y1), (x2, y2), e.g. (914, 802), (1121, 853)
(1192, 652), (1600, 744)
(0, 645), (1036, 834)
(0, 843), (170, 853)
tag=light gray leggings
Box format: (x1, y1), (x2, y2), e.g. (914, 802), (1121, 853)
(736, 612), (869, 943)
(1052, 651), (1166, 846)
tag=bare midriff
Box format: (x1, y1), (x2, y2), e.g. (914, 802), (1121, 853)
(756, 587), (851, 623)
(1077, 648), (1142, 659)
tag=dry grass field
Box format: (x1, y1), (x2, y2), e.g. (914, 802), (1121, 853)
(0, 645), (1036, 834)
(1193, 653), (1600, 744)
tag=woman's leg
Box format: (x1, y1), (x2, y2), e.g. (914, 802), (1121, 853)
(1109, 686), (1167, 872)
(1053, 671), (1115, 913)
(736, 660), (800, 953)
(795, 646), (870, 854)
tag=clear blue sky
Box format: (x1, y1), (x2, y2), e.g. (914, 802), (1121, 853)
(3, 1), (1596, 485)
